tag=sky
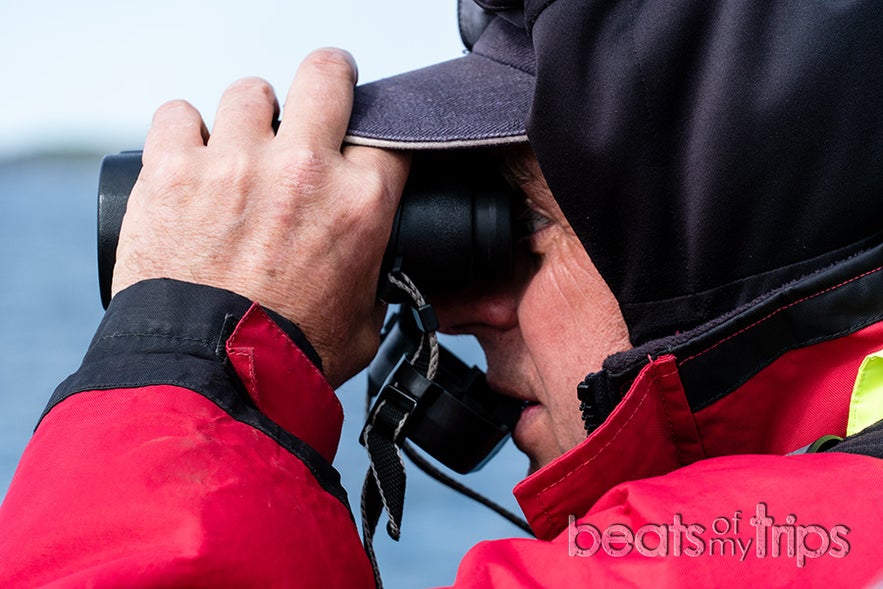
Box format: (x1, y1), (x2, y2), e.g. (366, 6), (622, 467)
(0, 0), (464, 157)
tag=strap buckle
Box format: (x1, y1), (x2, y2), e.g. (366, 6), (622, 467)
(361, 358), (442, 446)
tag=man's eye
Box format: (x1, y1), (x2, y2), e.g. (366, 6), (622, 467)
(520, 207), (553, 235)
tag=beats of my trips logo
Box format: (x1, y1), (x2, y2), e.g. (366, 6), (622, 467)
(568, 502), (850, 567)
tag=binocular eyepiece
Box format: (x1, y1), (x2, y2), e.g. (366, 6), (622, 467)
(97, 150), (518, 308)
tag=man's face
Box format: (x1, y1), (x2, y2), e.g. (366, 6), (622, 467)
(436, 150), (631, 473)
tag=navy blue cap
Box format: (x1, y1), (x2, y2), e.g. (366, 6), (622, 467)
(345, 16), (534, 149)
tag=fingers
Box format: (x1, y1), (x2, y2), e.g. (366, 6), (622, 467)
(143, 99), (207, 165)
(277, 48), (358, 151)
(145, 49), (355, 160)
(210, 77), (279, 145)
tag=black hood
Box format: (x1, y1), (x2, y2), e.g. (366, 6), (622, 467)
(524, 0), (883, 345)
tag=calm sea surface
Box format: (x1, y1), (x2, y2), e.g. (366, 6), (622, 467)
(0, 154), (530, 588)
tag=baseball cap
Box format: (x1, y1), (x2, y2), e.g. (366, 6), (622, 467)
(344, 7), (535, 150)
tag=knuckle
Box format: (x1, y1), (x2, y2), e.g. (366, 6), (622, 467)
(361, 168), (390, 201)
(277, 147), (332, 194)
(348, 167), (395, 220)
(209, 152), (257, 195)
(157, 149), (192, 177)
(148, 152), (198, 196)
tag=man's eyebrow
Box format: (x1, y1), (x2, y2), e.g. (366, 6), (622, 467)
(499, 148), (561, 212)
(500, 149), (536, 189)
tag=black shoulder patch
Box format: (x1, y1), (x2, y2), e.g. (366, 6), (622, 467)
(44, 279), (350, 513)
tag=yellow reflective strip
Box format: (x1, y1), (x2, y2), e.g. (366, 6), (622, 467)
(847, 350), (883, 436)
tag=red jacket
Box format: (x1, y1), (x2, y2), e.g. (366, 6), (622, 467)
(2, 250), (883, 587)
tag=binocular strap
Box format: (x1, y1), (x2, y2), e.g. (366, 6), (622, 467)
(360, 271), (439, 589)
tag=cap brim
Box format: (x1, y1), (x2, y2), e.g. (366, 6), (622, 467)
(345, 19), (534, 150)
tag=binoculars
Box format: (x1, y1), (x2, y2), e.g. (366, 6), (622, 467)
(97, 150), (516, 308)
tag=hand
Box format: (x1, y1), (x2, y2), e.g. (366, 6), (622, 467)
(112, 48), (410, 387)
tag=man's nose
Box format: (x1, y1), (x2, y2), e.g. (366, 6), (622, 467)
(431, 281), (518, 335)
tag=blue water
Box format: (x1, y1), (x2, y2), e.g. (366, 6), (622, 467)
(0, 155), (530, 588)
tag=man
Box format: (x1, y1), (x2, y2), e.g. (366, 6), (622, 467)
(2, 1), (883, 587)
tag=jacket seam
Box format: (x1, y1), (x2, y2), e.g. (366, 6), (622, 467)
(694, 313), (883, 411)
(227, 347), (261, 411)
(679, 265), (883, 366)
(95, 333), (217, 347)
(238, 305), (329, 388)
(655, 362), (687, 467)
(535, 372), (654, 530)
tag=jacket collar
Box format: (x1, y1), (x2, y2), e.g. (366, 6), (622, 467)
(516, 243), (883, 540)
